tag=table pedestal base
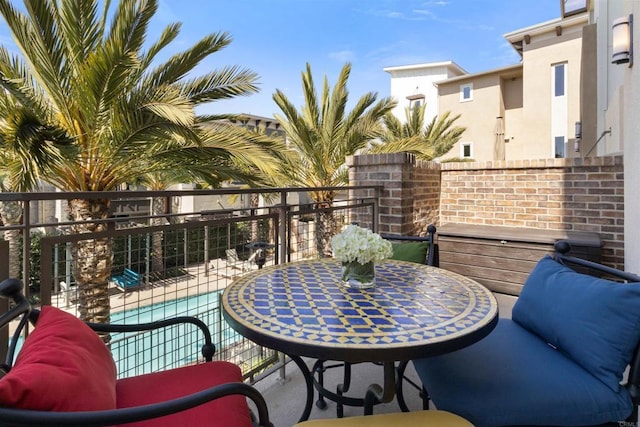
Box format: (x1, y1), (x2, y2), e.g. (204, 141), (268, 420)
(312, 360), (399, 418)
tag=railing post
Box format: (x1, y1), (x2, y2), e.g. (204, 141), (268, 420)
(278, 190), (288, 381)
(22, 200), (30, 300)
(145, 233), (150, 285)
(373, 186), (380, 233)
(0, 240), (9, 363)
(204, 225), (210, 276)
(278, 191), (288, 265)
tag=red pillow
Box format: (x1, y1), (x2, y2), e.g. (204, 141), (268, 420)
(0, 306), (117, 411)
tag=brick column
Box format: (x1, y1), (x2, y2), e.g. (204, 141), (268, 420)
(347, 153), (441, 236)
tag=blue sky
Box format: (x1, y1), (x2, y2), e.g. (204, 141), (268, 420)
(0, 0), (563, 118)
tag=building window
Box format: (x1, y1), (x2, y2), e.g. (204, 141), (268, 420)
(562, 0), (588, 18)
(553, 64), (565, 97)
(460, 84), (473, 102)
(461, 142), (473, 158)
(406, 93), (425, 111)
(554, 136), (566, 158)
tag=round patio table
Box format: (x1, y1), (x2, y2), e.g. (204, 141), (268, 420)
(222, 258), (498, 422)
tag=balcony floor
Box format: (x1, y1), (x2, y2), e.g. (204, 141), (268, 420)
(254, 358), (426, 426)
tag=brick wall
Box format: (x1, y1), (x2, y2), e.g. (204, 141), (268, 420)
(347, 153), (440, 236)
(349, 154), (624, 269)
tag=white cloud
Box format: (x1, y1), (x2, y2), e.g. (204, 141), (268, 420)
(413, 9), (436, 19)
(422, 1), (449, 5)
(329, 50), (355, 63)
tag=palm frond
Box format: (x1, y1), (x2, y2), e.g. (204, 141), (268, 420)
(377, 101), (464, 160)
(139, 22), (181, 70)
(0, 0), (72, 121)
(272, 62), (395, 191)
(58, 0), (102, 62)
(147, 31), (231, 87)
(0, 0), (262, 194)
(181, 66), (259, 104)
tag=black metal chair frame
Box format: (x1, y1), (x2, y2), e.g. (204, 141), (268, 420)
(0, 278), (273, 427)
(314, 225), (437, 416)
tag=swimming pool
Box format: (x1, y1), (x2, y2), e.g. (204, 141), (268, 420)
(110, 289), (243, 377)
(8, 290), (242, 377)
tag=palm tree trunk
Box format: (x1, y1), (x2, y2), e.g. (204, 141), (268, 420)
(314, 201), (336, 258)
(250, 192), (260, 241)
(151, 196), (166, 275)
(68, 198), (113, 332)
(0, 200), (23, 280)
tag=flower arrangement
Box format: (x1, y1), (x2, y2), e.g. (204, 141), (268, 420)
(331, 224), (393, 264)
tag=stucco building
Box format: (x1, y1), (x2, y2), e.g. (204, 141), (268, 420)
(384, 0), (639, 273)
(386, 12), (589, 162)
(383, 61), (466, 126)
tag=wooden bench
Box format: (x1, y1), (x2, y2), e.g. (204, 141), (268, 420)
(112, 268), (142, 290)
(437, 223), (601, 295)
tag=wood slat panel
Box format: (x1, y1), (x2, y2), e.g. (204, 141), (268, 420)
(436, 224), (602, 296)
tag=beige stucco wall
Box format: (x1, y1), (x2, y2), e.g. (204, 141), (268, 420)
(518, 26), (584, 160)
(438, 72), (508, 162)
(437, 18), (585, 162)
(593, 0), (640, 274)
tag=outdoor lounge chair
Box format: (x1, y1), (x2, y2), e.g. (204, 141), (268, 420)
(226, 248), (250, 273)
(0, 278), (273, 426)
(411, 241), (640, 426)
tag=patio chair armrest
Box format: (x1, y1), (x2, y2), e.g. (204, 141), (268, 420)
(27, 309), (217, 361)
(88, 315), (216, 361)
(0, 381), (273, 426)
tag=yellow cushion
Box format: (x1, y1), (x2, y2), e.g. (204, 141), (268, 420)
(294, 410), (473, 427)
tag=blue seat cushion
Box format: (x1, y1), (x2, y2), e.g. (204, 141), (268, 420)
(513, 255), (640, 392)
(412, 319), (633, 427)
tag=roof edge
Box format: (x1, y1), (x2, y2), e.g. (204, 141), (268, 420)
(384, 60), (467, 75)
(434, 63), (523, 85)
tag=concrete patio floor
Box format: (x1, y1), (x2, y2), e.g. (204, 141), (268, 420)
(253, 359), (426, 426)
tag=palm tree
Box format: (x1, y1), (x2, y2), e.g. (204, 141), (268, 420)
(273, 62), (396, 257)
(141, 121), (285, 276)
(0, 91), (73, 281)
(0, 177), (24, 280)
(372, 103), (465, 161)
(0, 0), (270, 326)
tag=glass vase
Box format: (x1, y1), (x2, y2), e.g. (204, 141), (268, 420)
(341, 260), (376, 289)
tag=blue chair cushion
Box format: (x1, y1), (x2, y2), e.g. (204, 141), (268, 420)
(512, 255), (640, 392)
(413, 319), (633, 427)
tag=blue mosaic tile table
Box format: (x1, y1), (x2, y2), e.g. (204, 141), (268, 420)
(222, 259), (498, 421)
(222, 258), (498, 362)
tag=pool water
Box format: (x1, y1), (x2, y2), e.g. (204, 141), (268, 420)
(9, 290), (242, 378)
(110, 289), (242, 377)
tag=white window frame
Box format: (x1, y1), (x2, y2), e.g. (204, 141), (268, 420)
(552, 63), (566, 98)
(460, 83), (473, 102)
(461, 142), (473, 158)
(554, 135), (567, 158)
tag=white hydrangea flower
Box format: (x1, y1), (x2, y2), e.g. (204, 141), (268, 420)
(331, 224), (393, 263)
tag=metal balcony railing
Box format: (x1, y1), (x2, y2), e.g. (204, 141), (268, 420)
(0, 186), (380, 383)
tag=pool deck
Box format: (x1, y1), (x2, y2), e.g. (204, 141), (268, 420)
(52, 256), (266, 314)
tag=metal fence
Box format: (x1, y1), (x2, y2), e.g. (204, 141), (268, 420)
(0, 186), (379, 383)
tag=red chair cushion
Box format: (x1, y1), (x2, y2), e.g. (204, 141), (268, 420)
(115, 361), (252, 427)
(0, 306), (117, 411)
